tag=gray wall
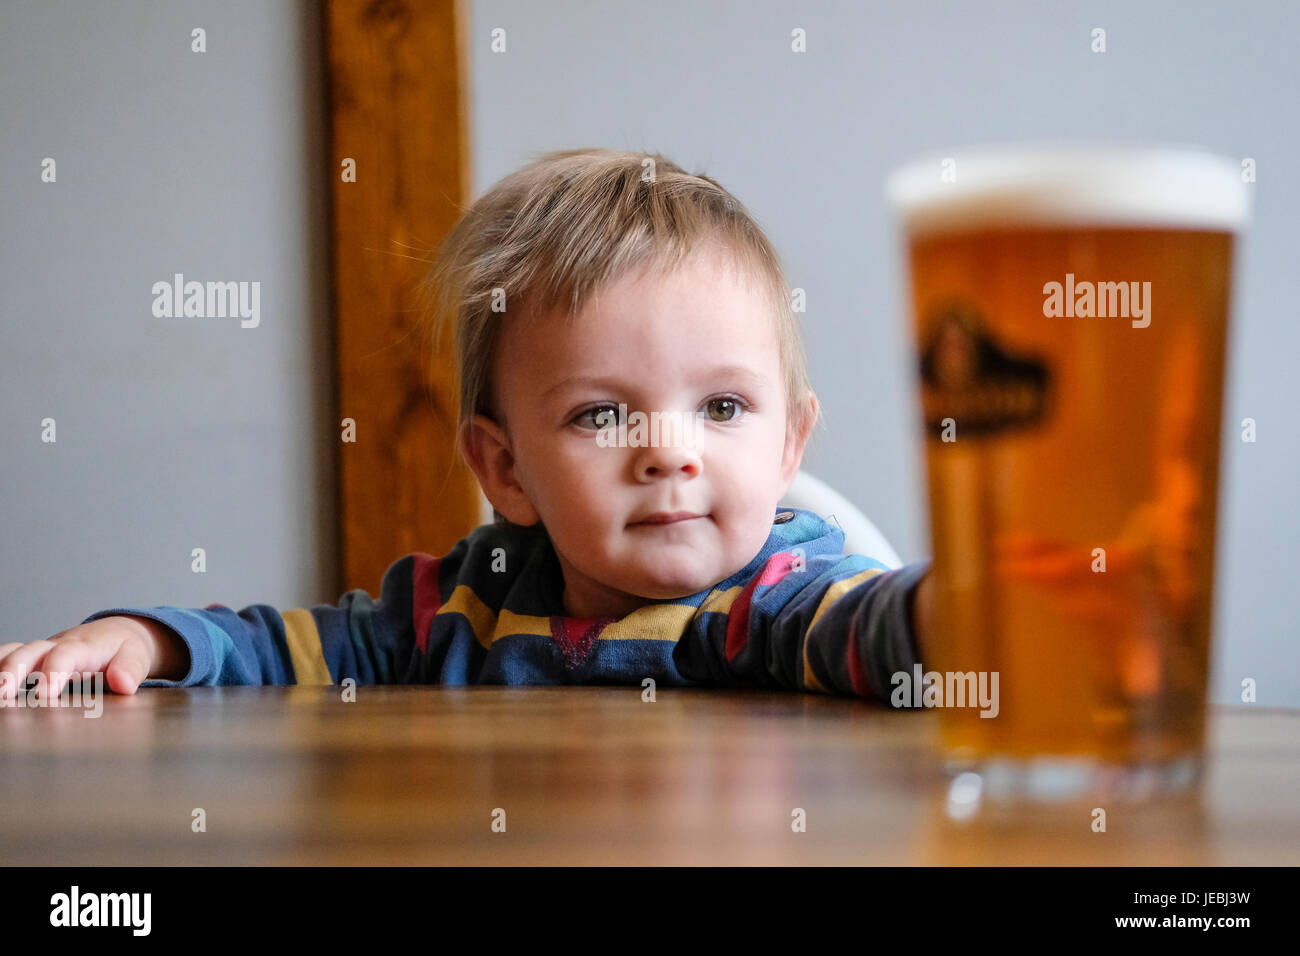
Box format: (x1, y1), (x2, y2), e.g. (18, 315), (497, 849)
(2, 1), (1294, 705)
(0, 1), (337, 631)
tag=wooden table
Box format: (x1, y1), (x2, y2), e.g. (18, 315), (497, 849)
(1, 687), (1295, 865)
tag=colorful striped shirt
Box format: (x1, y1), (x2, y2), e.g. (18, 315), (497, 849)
(81, 507), (932, 701)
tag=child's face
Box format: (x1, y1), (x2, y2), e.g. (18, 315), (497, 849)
(464, 245), (812, 619)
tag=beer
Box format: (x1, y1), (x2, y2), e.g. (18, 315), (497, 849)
(887, 147), (1250, 801)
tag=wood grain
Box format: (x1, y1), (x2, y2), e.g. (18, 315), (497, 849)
(1, 688), (1295, 865)
(325, 0), (479, 595)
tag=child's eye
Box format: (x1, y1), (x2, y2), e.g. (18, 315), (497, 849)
(572, 397), (749, 429)
(704, 397), (747, 423)
(573, 404), (621, 430)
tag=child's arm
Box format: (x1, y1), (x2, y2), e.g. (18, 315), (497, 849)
(61, 553), (442, 690)
(911, 570), (935, 661)
(125, 613), (189, 679)
(674, 550), (933, 703)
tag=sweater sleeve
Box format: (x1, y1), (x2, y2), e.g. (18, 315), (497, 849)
(79, 553), (442, 687)
(674, 551), (933, 703)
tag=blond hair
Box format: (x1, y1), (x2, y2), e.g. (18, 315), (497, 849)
(419, 147), (821, 517)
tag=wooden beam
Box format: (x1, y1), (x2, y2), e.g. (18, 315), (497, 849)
(324, 0), (479, 594)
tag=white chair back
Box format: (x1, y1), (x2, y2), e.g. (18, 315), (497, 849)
(779, 470), (904, 568)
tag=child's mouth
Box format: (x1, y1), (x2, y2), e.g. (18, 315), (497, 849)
(631, 511), (704, 526)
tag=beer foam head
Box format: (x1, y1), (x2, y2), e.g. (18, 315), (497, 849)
(886, 144), (1252, 235)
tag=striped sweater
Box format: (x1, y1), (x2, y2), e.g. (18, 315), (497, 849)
(81, 507), (932, 701)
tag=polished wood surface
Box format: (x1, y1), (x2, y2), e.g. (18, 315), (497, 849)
(326, 0), (481, 596)
(0, 688), (1294, 865)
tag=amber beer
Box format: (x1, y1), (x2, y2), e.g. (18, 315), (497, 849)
(887, 147), (1250, 800)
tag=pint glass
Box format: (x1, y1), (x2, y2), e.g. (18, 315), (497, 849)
(886, 146), (1250, 802)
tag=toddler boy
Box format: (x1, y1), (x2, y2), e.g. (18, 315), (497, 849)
(0, 148), (933, 701)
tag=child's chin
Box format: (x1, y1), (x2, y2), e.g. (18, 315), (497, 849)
(632, 567), (717, 599)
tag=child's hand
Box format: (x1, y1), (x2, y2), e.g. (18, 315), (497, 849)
(0, 616), (188, 699)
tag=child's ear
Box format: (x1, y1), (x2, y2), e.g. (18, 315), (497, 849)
(458, 415), (541, 527)
(779, 389), (819, 496)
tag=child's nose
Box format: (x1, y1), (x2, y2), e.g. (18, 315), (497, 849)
(634, 445), (702, 482)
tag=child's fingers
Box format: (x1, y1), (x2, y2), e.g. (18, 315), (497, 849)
(103, 638), (152, 695)
(37, 640), (107, 698)
(0, 645), (17, 700)
(0, 643), (23, 682)
(0, 640), (56, 701)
